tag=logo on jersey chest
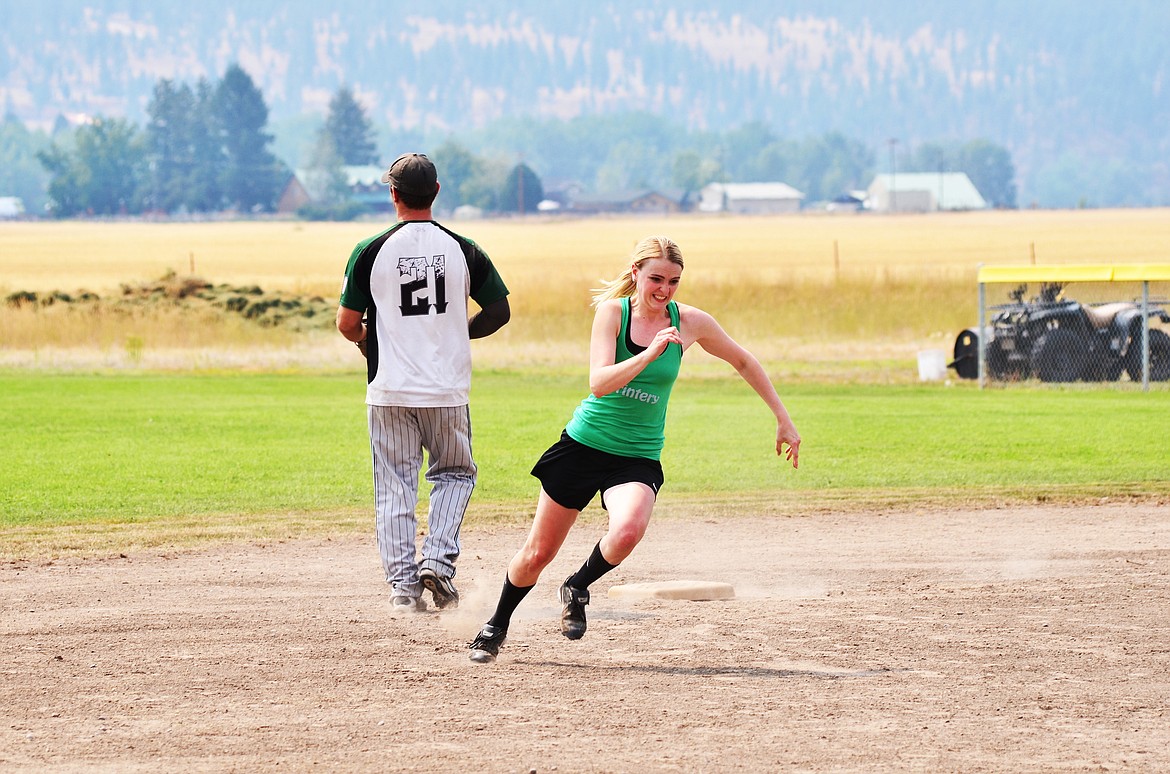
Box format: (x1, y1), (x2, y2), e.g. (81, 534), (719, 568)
(615, 385), (661, 404)
(397, 255), (448, 316)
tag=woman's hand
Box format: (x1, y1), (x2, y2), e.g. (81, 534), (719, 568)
(645, 325), (683, 358)
(588, 303), (682, 398)
(776, 419), (800, 468)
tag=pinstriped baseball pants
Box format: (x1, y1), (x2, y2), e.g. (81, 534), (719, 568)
(368, 404), (477, 599)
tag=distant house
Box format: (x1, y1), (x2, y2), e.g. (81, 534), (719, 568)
(541, 179), (587, 209)
(826, 192), (866, 213)
(280, 165), (393, 214)
(866, 173), (987, 212)
(569, 189), (686, 215)
(276, 176), (311, 214)
(339, 165), (393, 213)
(453, 204), (485, 220)
(698, 182), (805, 214)
(0, 196), (26, 219)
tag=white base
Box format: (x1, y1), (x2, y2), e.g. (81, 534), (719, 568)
(607, 580), (736, 601)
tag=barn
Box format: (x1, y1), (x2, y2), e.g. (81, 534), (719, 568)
(698, 182), (805, 214)
(866, 173), (987, 212)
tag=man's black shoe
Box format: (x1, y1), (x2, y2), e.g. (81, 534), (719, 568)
(420, 568), (460, 610)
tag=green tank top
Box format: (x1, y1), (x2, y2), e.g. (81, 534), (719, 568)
(565, 297), (682, 460)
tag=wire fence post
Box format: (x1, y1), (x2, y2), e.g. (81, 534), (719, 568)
(977, 278), (986, 389)
(1142, 280), (1150, 392)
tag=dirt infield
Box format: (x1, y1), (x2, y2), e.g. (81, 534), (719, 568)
(3, 502), (1168, 772)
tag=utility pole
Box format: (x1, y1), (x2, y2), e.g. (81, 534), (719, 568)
(887, 138), (898, 212)
(938, 154), (945, 212)
(516, 154), (525, 215)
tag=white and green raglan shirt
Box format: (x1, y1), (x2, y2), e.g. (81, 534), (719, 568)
(339, 220), (509, 407)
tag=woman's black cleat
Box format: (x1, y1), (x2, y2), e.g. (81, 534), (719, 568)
(469, 624), (507, 663)
(559, 578), (589, 640)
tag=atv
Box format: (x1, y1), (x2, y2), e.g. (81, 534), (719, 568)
(949, 282), (1170, 383)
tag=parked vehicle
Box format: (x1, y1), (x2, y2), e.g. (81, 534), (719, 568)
(949, 283), (1170, 382)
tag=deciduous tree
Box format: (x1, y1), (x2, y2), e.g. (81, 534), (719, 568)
(0, 115), (51, 214)
(302, 133), (349, 204)
(37, 117), (144, 216)
(957, 139), (1017, 208)
(430, 140), (483, 211)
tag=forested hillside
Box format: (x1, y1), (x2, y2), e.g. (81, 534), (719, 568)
(1, 1), (1168, 206)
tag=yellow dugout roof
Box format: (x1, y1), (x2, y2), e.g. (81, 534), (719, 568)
(977, 264), (1170, 283)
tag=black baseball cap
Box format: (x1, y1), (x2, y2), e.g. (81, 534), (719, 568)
(380, 153), (438, 196)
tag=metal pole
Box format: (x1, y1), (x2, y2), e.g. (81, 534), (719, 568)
(888, 139), (898, 212)
(978, 280), (986, 389)
(1142, 281), (1150, 392)
(517, 166), (524, 214)
(938, 159), (944, 212)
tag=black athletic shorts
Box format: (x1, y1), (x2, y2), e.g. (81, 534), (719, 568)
(531, 430), (665, 512)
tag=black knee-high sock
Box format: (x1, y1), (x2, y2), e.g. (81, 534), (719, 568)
(487, 575), (534, 629)
(566, 541), (618, 590)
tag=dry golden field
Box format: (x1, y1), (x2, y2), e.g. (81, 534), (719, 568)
(4, 208), (1169, 292)
(3, 208), (1168, 372)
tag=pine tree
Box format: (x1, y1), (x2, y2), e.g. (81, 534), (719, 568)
(188, 78), (225, 212)
(323, 87), (378, 166)
(214, 64), (281, 212)
(145, 79), (197, 213)
(500, 163), (543, 213)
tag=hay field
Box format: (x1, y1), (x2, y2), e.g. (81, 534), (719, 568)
(3, 208), (1168, 292)
(3, 209), (1168, 372)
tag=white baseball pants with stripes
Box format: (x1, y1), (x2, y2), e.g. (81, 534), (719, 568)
(368, 404), (477, 599)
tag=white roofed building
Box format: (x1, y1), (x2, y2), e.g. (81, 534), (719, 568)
(867, 173), (987, 212)
(0, 196), (25, 218)
(699, 182), (805, 214)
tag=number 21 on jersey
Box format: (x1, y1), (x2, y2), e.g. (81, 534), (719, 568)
(397, 255), (448, 316)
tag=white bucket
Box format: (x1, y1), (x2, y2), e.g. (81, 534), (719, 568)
(917, 349), (947, 381)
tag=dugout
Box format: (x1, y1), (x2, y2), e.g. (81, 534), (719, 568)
(950, 264), (1170, 391)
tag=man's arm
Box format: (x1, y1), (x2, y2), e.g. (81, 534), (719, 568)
(336, 306), (365, 342)
(468, 297), (510, 339)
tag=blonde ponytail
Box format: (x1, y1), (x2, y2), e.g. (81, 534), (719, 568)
(590, 266), (637, 306)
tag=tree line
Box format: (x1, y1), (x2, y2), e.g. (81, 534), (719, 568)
(32, 64), (283, 217)
(9, 65), (1018, 218)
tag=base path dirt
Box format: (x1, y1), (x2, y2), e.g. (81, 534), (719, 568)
(3, 502), (1168, 772)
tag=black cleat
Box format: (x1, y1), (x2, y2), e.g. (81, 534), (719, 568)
(559, 578), (589, 640)
(420, 568), (460, 610)
(469, 623), (507, 663)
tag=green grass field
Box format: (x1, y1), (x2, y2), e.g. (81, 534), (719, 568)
(3, 211), (1169, 557)
(3, 370), (1167, 556)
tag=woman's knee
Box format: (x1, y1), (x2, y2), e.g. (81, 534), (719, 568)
(604, 523), (646, 558)
(515, 542), (558, 574)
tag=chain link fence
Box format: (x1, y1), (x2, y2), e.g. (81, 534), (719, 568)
(948, 265), (1170, 390)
